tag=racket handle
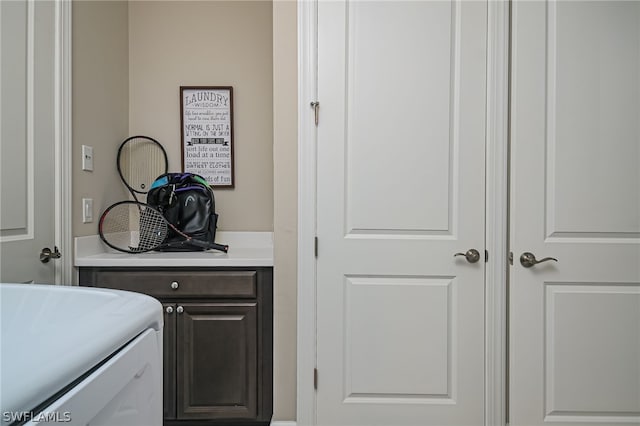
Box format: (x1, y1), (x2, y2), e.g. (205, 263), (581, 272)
(188, 239), (229, 253)
(210, 242), (229, 253)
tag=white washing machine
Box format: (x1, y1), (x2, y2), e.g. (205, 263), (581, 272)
(0, 283), (163, 426)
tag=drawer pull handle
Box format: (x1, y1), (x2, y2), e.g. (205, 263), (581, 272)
(176, 306), (184, 314)
(170, 281), (179, 290)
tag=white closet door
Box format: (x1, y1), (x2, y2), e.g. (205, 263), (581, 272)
(315, 1), (488, 425)
(510, 1), (640, 425)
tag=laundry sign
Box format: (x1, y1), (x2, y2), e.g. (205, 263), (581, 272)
(180, 86), (234, 188)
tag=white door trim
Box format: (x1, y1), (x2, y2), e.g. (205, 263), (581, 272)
(296, 0), (317, 424)
(54, 0), (73, 285)
(484, 1), (510, 425)
(296, 1), (510, 424)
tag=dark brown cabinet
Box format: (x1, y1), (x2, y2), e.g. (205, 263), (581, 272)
(79, 267), (273, 425)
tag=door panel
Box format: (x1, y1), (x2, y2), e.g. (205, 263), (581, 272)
(510, 1), (640, 425)
(316, 1), (487, 425)
(177, 303), (257, 419)
(344, 0), (454, 234)
(0, 0), (56, 283)
(547, 1), (640, 236)
(545, 285), (640, 414)
(344, 276), (452, 399)
(1, 1), (29, 232)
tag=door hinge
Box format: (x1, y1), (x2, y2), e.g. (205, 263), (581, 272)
(485, 250), (489, 262)
(310, 101), (320, 125)
(509, 251), (514, 265)
(314, 368), (318, 390)
(314, 236), (318, 257)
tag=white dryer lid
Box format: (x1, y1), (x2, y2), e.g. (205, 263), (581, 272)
(0, 284), (162, 421)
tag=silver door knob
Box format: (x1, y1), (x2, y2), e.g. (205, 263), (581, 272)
(176, 306), (184, 314)
(454, 249), (481, 263)
(170, 281), (179, 290)
(166, 306), (174, 314)
(39, 246), (61, 263)
(520, 252), (558, 268)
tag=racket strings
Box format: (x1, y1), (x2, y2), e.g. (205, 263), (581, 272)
(137, 207), (168, 251)
(100, 203), (168, 252)
(100, 204), (132, 250)
(119, 137), (167, 195)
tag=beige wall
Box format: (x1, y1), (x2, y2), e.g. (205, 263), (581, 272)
(72, 0), (129, 237)
(272, 1), (298, 421)
(128, 1), (273, 231)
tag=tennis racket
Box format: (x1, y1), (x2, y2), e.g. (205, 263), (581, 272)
(117, 136), (168, 202)
(99, 201), (228, 254)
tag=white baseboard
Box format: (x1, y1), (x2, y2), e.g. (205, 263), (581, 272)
(271, 421), (297, 426)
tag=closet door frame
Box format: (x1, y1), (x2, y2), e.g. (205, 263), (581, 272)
(296, 1), (511, 425)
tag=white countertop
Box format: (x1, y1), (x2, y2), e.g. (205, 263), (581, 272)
(74, 232), (273, 267)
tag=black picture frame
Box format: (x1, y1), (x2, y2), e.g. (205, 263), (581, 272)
(180, 86), (234, 188)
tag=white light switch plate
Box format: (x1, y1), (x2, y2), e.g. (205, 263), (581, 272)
(82, 198), (93, 223)
(82, 145), (94, 171)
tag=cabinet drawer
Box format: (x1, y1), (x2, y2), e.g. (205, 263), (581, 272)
(88, 270), (257, 298)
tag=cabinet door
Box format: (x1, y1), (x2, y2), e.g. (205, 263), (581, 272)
(176, 302), (258, 420)
(163, 303), (177, 419)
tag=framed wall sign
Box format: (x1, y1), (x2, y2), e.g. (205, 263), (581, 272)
(180, 86), (234, 188)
